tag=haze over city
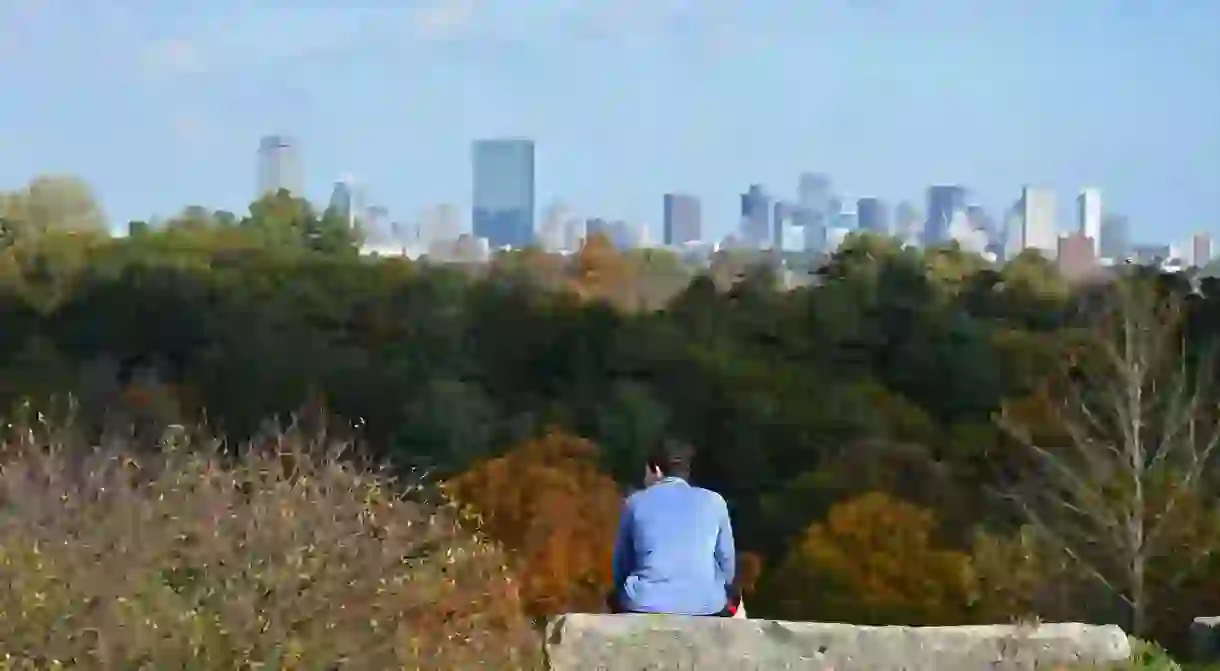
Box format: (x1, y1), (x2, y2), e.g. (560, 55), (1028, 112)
(0, 0), (1216, 245)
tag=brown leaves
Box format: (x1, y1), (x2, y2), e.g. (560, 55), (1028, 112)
(444, 428), (623, 618)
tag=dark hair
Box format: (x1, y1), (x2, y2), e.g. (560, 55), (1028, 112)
(647, 439), (694, 480)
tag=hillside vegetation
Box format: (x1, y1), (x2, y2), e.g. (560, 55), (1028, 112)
(4, 178), (1220, 665)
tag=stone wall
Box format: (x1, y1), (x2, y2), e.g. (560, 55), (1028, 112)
(544, 613), (1132, 670)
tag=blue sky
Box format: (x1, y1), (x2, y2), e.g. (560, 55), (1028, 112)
(0, 0), (1216, 244)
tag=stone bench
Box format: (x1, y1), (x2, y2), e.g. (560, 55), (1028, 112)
(544, 613), (1131, 670)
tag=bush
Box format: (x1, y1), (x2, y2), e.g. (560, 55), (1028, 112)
(0, 418), (541, 669)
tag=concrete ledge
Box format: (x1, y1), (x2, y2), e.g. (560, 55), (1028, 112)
(544, 613), (1132, 670)
(1192, 616), (1220, 663)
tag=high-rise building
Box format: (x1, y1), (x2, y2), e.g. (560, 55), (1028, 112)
(257, 134), (303, 197)
(772, 201), (796, 249)
(1193, 232), (1213, 267)
(856, 197), (889, 234)
(1003, 200), (1025, 261)
(1100, 213), (1131, 261)
(539, 201), (571, 252)
(328, 177), (364, 228)
(1057, 231), (1098, 281)
(925, 185), (966, 246)
(894, 200), (922, 245)
(1076, 188), (1102, 258)
(662, 193), (701, 246)
(1020, 186), (1058, 257)
(740, 184), (771, 248)
(472, 138), (535, 248)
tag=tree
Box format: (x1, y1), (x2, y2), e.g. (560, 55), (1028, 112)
(0, 175), (107, 240)
(998, 278), (1220, 635)
(760, 491), (973, 625)
(443, 429), (623, 618)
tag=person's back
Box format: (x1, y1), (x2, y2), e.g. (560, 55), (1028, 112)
(611, 440), (735, 616)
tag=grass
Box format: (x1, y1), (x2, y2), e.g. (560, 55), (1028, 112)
(0, 415), (542, 669)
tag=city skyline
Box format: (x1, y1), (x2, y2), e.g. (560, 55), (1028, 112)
(0, 1), (1215, 243)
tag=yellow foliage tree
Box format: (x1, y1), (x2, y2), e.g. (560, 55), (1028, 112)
(443, 429), (623, 618)
(763, 491), (973, 625)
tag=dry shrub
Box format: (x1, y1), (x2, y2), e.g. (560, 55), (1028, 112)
(0, 418), (540, 670)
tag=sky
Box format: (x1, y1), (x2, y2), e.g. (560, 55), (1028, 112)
(0, 0), (1217, 245)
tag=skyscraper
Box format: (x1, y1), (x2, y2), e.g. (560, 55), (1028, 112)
(1100, 214), (1131, 261)
(797, 173), (833, 252)
(1077, 188), (1102, 258)
(328, 177), (364, 228)
(1020, 186), (1058, 257)
(740, 184), (771, 248)
(856, 197), (889, 234)
(1193, 232), (1213, 267)
(925, 185), (966, 246)
(772, 201), (796, 249)
(662, 193), (701, 246)
(472, 138), (535, 248)
(257, 134), (303, 197)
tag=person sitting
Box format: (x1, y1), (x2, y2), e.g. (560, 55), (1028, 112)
(608, 439), (738, 616)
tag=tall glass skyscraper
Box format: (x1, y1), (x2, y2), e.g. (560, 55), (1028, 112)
(856, 197), (889, 234)
(257, 135), (302, 197)
(472, 139), (535, 248)
(924, 185), (966, 246)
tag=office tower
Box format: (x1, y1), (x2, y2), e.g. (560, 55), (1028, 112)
(1099, 213), (1131, 261)
(1193, 232), (1213, 267)
(798, 173), (832, 212)
(257, 134), (303, 197)
(893, 200), (921, 245)
(1076, 188), (1102, 258)
(1057, 231), (1098, 281)
(856, 197), (889, 234)
(1002, 200), (1024, 261)
(924, 185), (966, 246)
(472, 138), (535, 248)
(1020, 186), (1058, 257)
(772, 201), (796, 249)
(539, 201), (570, 252)
(328, 177), (365, 228)
(662, 193), (702, 246)
(798, 208), (827, 252)
(563, 217), (587, 251)
(739, 184), (771, 248)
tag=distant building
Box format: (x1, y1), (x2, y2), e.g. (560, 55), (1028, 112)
(925, 185), (966, 246)
(1020, 186), (1058, 258)
(1100, 214), (1131, 261)
(1133, 244), (1171, 266)
(1057, 231), (1098, 281)
(1076, 188), (1102, 259)
(856, 197), (888, 234)
(328, 178), (365, 228)
(894, 200), (922, 245)
(1193, 232), (1213, 267)
(257, 134), (302, 197)
(772, 201), (796, 249)
(662, 193), (702, 246)
(740, 185), (771, 248)
(472, 138), (535, 248)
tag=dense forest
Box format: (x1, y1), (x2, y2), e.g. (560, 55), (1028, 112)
(4, 176), (1220, 657)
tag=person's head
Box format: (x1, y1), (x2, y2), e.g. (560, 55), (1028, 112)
(643, 439), (694, 487)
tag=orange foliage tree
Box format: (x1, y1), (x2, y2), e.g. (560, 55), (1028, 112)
(760, 491), (973, 625)
(569, 233), (637, 309)
(443, 429), (623, 618)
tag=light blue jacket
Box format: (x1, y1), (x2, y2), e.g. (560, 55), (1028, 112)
(611, 477), (736, 615)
